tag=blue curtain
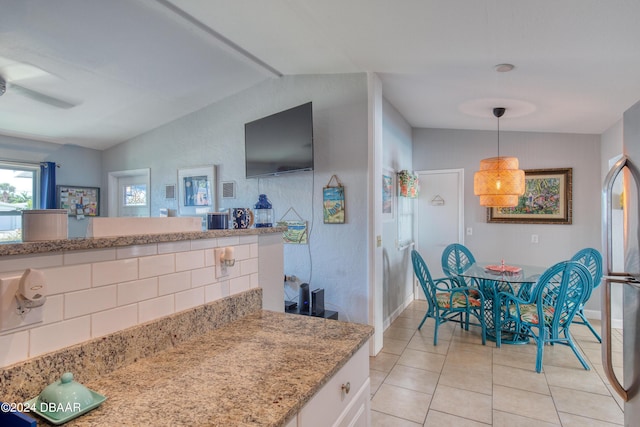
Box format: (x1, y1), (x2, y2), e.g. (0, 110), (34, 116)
(40, 162), (57, 209)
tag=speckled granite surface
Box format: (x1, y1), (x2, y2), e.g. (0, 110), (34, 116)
(62, 312), (372, 427)
(1, 289), (373, 426)
(0, 227), (286, 256)
(1, 289), (264, 404)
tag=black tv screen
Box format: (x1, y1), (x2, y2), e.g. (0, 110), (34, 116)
(245, 102), (314, 178)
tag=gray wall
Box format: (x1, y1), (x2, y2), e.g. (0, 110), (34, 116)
(102, 73), (371, 323)
(412, 128), (602, 267)
(381, 98), (414, 321)
(0, 135), (102, 237)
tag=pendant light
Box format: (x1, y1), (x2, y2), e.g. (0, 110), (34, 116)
(473, 107), (525, 207)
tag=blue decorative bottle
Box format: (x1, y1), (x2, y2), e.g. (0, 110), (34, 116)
(254, 194), (273, 228)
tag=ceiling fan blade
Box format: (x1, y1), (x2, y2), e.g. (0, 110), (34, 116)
(9, 82), (79, 109)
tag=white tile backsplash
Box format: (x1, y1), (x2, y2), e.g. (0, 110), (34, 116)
(92, 304), (138, 338)
(175, 287), (205, 312)
(158, 271), (191, 296)
(64, 286), (117, 319)
(116, 244), (158, 259)
(234, 244), (252, 261)
(0, 241), (262, 368)
(250, 273), (259, 289)
(217, 236), (240, 247)
(139, 253), (175, 279)
(42, 294), (64, 324)
(175, 250), (205, 272)
(204, 248), (215, 267)
(229, 275), (251, 295)
(117, 277), (158, 306)
(240, 258), (259, 276)
(249, 243), (259, 258)
(191, 267), (216, 288)
(205, 281), (230, 303)
(239, 235), (259, 244)
(93, 258), (138, 287)
(0, 331), (29, 367)
(138, 295), (174, 323)
(44, 264), (92, 295)
(64, 249), (116, 265)
(158, 240), (191, 254)
(0, 254), (63, 274)
(30, 317), (91, 358)
(190, 238), (218, 250)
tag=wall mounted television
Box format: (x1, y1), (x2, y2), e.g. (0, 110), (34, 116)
(245, 102), (314, 178)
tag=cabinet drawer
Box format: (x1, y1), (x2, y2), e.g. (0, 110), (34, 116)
(335, 378), (370, 427)
(299, 344), (369, 427)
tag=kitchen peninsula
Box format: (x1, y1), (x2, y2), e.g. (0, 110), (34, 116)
(0, 227), (374, 426)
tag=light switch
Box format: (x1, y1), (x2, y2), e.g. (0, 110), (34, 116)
(376, 236), (382, 247)
(466, 227), (473, 236)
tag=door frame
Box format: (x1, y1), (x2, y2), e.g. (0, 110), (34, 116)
(107, 168), (151, 217)
(414, 168), (465, 298)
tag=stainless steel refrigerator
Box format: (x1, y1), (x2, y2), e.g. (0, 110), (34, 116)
(603, 100), (640, 426)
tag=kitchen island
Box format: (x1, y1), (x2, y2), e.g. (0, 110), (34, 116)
(4, 289), (372, 426)
(62, 309), (372, 426)
(0, 227), (373, 425)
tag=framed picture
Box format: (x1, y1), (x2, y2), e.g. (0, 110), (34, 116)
(488, 168), (572, 224)
(178, 165), (217, 216)
(323, 175), (345, 224)
(56, 185), (100, 217)
(382, 168), (394, 221)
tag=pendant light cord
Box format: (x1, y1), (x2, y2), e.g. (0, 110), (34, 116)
(497, 114), (500, 159)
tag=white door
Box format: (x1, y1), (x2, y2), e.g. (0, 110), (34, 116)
(415, 169), (464, 299)
(108, 169), (151, 217)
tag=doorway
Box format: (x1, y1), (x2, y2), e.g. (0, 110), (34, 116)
(107, 169), (151, 217)
(414, 169), (464, 299)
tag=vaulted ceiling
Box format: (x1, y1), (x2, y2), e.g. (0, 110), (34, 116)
(2, 0), (640, 150)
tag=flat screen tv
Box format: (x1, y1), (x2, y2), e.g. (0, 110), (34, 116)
(245, 102), (314, 178)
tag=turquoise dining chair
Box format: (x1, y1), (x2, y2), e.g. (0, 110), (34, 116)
(441, 243), (477, 287)
(496, 260), (592, 373)
(412, 249), (486, 345)
(570, 248), (603, 342)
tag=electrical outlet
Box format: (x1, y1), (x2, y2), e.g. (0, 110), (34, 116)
(0, 276), (44, 333)
(466, 227), (473, 236)
(531, 234), (539, 244)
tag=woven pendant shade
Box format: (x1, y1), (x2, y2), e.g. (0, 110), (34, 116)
(473, 107), (525, 208)
(474, 156), (525, 207)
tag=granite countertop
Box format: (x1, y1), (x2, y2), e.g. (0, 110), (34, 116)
(37, 311), (373, 427)
(0, 227), (286, 257)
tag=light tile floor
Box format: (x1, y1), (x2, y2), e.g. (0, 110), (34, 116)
(369, 300), (625, 426)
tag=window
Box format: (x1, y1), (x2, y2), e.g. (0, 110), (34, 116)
(123, 184), (147, 206)
(0, 162), (40, 242)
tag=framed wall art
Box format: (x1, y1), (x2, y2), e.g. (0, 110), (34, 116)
(323, 174), (345, 224)
(177, 165), (217, 216)
(56, 185), (100, 217)
(382, 168), (394, 221)
(487, 168), (572, 224)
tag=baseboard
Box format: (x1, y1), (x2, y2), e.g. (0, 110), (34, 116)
(383, 292), (415, 331)
(583, 309), (623, 330)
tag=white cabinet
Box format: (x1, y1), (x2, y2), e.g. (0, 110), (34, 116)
(297, 343), (370, 427)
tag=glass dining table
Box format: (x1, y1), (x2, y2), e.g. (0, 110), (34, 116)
(457, 262), (548, 344)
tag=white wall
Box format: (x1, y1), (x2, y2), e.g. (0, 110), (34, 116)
(102, 74), (371, 324)
(381, 98), (413, 323)
(412, 128), (601, 267)
(0, 135), (102, 238)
